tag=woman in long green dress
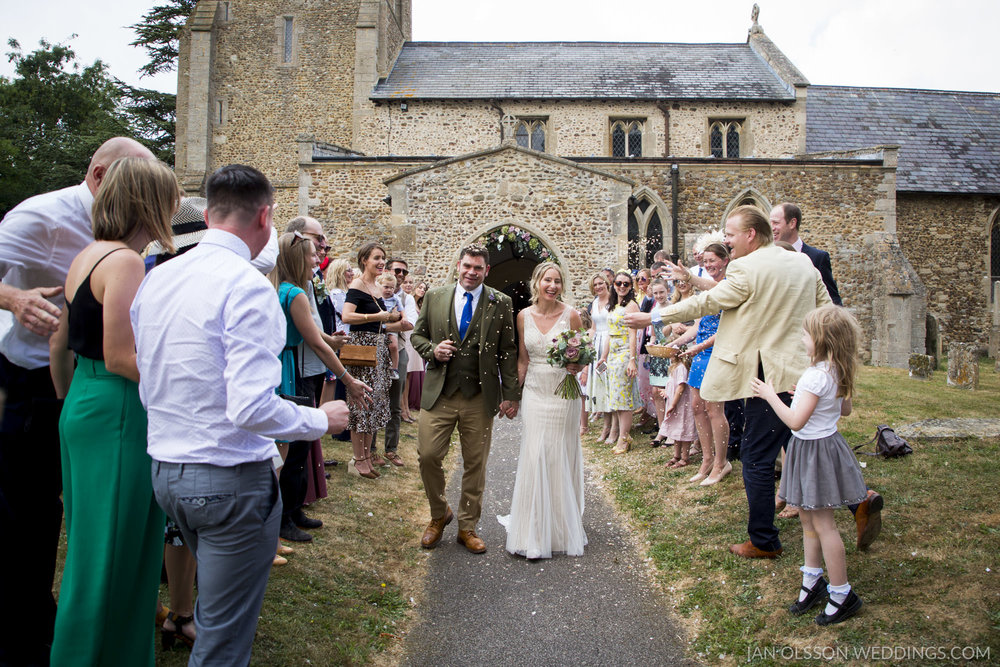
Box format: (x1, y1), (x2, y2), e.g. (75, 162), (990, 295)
(49, 157), (181, 666)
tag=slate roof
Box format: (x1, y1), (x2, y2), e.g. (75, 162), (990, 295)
(807, 86), (1000, 195)
(371, 42), (796, 101)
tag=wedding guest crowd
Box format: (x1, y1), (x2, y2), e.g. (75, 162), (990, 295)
(0, 133), (891, 666)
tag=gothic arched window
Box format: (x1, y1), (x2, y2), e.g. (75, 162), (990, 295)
(627, 193), (668, 270)
(709, 119), (744, 158)
(515, 118), (546, 152)
(611, 119), (644, 157)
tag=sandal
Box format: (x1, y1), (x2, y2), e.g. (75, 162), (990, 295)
(650, 437), (666, 448)
(162, 611), (195, 650)
(612, 434), (632, 455)
(348, 455), (380, 479)
(671, 458), (690, 469)
(664, 456), (680, 467)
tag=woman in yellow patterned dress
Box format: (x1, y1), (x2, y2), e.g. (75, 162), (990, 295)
(598, 270), (640, 454)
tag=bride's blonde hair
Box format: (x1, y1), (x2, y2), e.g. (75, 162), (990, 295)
(529, 261), (565, 304)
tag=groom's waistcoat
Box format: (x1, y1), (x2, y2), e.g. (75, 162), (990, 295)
(441, 294), (485, 399)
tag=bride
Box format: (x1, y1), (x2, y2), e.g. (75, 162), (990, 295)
(498, 261), (588, 559)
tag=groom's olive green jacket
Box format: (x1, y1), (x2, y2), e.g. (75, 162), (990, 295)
(411, 284), (521, 414)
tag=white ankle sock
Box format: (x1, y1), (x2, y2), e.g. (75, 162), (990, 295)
(825, 582), (851, 615)
(799, 566), (824, 601)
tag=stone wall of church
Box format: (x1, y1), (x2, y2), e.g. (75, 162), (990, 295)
(666, 100), (803, 158)
(301, 154), (897, 356)
(297, 161), (408, 264)
(356, 99), (803, 159)
(203, 0), (361, 192)
(897, 193), (1000, 349)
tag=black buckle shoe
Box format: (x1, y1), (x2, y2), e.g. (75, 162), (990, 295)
(788, 576), (827, 615)
(816, 590), (863, 625)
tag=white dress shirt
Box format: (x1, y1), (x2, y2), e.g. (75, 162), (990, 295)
(131, 228), (327, 465)
(0, 182), (94, 369)
(398, 289), (419, 344)
(453, 283), (484, 330)
(250, 226), (279, 274)
(299, 280), (327, 378)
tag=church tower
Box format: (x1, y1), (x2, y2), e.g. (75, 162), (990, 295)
(174, 0), (412, 201)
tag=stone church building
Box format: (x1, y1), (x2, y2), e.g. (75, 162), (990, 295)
(174, 0), (1000, 366)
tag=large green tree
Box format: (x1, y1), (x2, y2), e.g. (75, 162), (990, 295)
(130, 0), (198, 78)
(0, 39), (131, 216)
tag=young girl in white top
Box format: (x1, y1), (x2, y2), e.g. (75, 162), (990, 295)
(751, 305), (869, 626)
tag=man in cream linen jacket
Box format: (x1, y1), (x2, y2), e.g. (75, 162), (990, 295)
(626, 205), (831, 559)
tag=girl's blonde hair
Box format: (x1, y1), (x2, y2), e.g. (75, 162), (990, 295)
(274, 232), (315, 292)
(670, 280), (695, 304)
(92, 157), (180, 252)
(325, 258), (351, 291)
(578, 307), (593, 329)
(803, 305), (862, 399)
(529, 261), (565, 304)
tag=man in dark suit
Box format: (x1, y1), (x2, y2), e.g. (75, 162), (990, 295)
(411, 244), (521, 554)
(770, 203), (843, 306)
(770, 203), (883, 550)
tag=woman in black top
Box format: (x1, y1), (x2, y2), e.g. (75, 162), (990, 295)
(340, 242), (404, 478)
(48, 157), (181, 665)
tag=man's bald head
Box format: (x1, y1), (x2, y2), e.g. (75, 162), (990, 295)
(286, 215), (323, 237)
(85, 137), (156, 195)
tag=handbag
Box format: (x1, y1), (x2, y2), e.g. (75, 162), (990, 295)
(338, 287), (393, 368)
(853, 424), (913, 459)
(340, 343), (377, 367)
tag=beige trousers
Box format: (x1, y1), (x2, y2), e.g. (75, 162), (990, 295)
(417, 391), (494, 531)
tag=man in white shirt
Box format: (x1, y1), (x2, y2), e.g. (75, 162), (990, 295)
(131, 165), (351, 666)
(377, 258), (416, 466)
(0, 136), (154, 665)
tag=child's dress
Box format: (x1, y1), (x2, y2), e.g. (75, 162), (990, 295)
(778, 362), (868, 510)
(657, 362), (697, 443)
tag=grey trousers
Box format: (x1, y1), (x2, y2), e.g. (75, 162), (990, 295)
(375, 344), (407, 454)
(152, 459), (281, 667)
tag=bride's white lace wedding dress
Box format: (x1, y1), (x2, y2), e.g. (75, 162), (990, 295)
(498, 305), (588, 559)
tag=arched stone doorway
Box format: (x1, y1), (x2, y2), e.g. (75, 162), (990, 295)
(475, 224), (559, 315)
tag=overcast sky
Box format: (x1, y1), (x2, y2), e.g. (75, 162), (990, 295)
(2, 0), (997, 94)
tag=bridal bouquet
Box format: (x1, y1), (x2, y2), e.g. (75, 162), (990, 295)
(546, 328), (597, 400)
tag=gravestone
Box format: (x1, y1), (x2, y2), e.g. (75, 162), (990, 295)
(947, 343), (979, 389)
(908, 353), (934, 379)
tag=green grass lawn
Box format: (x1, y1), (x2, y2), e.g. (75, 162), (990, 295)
(55, 364), (999, 665)
(584, 362), (1000, 665)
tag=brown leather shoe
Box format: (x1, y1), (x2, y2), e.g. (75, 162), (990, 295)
(384, 451), (404, 467)
(420, 507), (453, 549)
(729, 540), (782, 559)
(855, 490), (883, 551)
(457, 529), (487, 554)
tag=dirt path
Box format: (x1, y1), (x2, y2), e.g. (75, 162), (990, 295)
(399, 415), (690, 667)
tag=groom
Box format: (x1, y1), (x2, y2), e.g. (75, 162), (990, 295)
(411, 244), (520, 554)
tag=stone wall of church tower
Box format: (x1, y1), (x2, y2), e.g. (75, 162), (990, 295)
(175, 0), (411, 202)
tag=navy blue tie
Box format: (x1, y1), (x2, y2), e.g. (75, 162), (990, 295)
(459, 292), (473, 340)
